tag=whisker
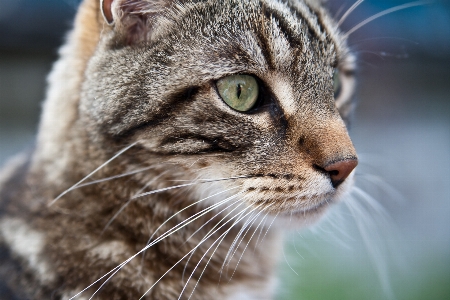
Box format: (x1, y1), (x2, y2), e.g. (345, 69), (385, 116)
(180, 207), (251, 300)
(71, 189), (242, 300)
(344, 191), (400, 299)
(259, 211), (280, 246)
(146, 186), (243, 249)
(315, 211), (354, 251)
(185, 198), (242, 243)
(180, 203), (267, 300)
(181, 197), (244, 282)
(76, 166), (155, 189)
(333, 2), (349, 20)
(222, 210), (257, 270)
(291, 232), (304, 259)
(102, 171), (170, 234)
(225, 209), (265, 271)
(141, 204), (263, 300)
(192, 209), (273, 300)
(349, 36), (420, 47)
(132, 175), (251, 199)
(338, 0), (364, 26)
(253, 213), (269, 250)
(228, 208), (273, 282)
(282, 243), (299, 276)
(181, 196), (250, 281)
(49, 142), (137, 206)
(344, 1), (430, 38)
(351, 186), (391, 218)
(186, 229), (230, 300)
(356, 173), (406, 204)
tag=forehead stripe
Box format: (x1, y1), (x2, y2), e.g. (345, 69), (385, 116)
(262, 0), (326, 41)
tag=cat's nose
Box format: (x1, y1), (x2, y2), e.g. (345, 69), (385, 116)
(323, 159), (358, 188)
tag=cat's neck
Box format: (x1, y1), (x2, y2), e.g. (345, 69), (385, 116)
(24, 158), (282, 299)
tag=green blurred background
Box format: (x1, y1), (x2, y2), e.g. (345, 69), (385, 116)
(0, 1), (449, 299)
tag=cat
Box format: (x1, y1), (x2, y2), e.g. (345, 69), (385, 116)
(0, 0), (358, 299)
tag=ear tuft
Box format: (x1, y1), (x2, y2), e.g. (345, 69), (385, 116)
(100, 0), (173, 45)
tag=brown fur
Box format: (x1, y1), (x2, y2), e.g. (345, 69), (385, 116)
(0, 0), (357, 299)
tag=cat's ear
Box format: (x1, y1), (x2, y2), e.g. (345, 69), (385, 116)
(101, 0), (115, 25)
(100, 0), (172, 44)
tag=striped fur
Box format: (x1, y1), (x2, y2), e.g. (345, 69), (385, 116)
(0, 0), (357, 299)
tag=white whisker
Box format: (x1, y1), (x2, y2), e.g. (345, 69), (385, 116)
(103, 171), (169, 234)
(141, 204), (263, 300)
(291, 233), (304, 259)
(180, 208), (251, 300)
(253, 213), (269, 250)
(229, 207), (274, 282)
(344, 188), (403, 300)
(316, 211), (354, 251)
(344, 1), (430, 38)
(132, 175), (250, 199)
(186, 230), (230, 300)
(282, 244), (299, 276)
(333, 3), (349, 20)
(50, 142), (137, 206)
(259, 211), (279, 246)
(182, 197), (248, 282)
(226, 209), (265, 271)
(338, 0), (364, 26)
(180, 203), (267, 300)
(185, 198), (241, 243)
(352, 186), (391, 218)
(357, 173), (406, 204)
(76, 166), (155, 189)
(71, 188), (242, 300)
(146, 186), (242, 247)
(141, 184), (243, 269)
(222, 210), (257, 269)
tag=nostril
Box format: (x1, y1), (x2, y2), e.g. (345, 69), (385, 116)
(328, 170), (339, 176)
(323, 159), (358, 188)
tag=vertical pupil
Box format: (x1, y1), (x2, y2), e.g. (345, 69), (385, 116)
(237, 84), (242, 99)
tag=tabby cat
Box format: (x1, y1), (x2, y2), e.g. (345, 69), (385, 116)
(0, 0), (358, 299)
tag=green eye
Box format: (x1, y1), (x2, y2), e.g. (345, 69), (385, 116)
(216, 75), (259, 112)
(333, 70), (342, 99)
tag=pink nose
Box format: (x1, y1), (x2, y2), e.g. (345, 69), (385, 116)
(323, 159), (358, 188)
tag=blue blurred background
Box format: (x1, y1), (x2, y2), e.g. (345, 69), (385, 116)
(0, 1), (449, 299)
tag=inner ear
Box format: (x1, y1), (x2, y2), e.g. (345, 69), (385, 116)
(100, 0), (174, 45)
(101, 0), (115, 25)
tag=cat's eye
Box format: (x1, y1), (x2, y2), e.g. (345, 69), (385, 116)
(216, 75), (259, 112)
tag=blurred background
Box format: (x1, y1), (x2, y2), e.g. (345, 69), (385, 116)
(0, 0), (449, 299)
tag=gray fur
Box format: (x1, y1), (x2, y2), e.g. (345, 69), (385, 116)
(0, 0), (357, 299)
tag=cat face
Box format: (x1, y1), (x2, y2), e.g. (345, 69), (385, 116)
(81, 0), (357, 225)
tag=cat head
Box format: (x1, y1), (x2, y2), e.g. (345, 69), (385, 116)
(53, 0), (358, 226)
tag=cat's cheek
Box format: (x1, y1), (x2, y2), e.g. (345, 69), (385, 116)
(277, 172), (356, 228)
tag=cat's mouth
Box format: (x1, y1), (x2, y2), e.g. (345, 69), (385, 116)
(239, 172), (337, 215)
(244, 189), (336, 217)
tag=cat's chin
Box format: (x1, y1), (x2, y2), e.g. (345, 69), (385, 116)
(269, 200), (333, 229)
(288, 197), (332, 216)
